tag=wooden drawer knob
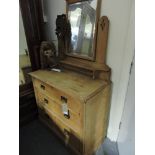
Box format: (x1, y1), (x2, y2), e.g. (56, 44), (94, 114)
(40, 84), (45, 90)
(44, 98), (48, 104)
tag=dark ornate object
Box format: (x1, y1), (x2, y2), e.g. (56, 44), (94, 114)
(40, 41), (58, 69)
(55, 14), (71, 60)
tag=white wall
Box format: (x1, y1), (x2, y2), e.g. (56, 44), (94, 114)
(117, 57), (135, 155)
(43, 0), (135, 142)
(101, 0), (135, 141)
(19, 8), (28, 55)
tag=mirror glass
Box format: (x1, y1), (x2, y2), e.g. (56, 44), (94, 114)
(67, 0), (98, 60)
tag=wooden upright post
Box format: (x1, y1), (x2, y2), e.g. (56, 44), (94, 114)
(96, 16), (109, 64)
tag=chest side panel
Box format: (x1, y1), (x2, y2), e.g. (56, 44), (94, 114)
(83, 84), (111, 155)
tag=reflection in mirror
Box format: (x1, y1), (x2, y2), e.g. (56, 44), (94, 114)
(19, 8), (32, 85)
(67, 0), (97, 60)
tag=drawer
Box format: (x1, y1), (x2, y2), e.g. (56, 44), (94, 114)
(33, 78), (82, 115)
(39, 108), (83, 154)
(36, 90), (83, 135)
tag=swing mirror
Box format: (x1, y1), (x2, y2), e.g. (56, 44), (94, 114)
(66, 0), (101, 60)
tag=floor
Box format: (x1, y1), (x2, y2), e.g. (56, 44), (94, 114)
(19, 118), (119, 155)
(19, 119), (74, 155)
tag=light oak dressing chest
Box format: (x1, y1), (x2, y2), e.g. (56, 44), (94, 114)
(30, 0), (111, 154)
(30, 69), (111, 155)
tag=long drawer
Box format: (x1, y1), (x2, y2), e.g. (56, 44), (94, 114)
(36, 89), (83, 135)
(33, 78), (82, 115)
(39, 108), (83, 155)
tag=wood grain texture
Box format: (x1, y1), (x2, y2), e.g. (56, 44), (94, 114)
(19, 0), (42, 71)
(66, 0), (83, 4)
(96, 16), (109, 64)
(30, 70), (111, 155)
(60, 57), (111, 80)
(61, 57), (110, 71)
(34, 87), (83, 136)
(93, 0), (102, 60)
(33, 78), (82, 114)
(83, 84), (111, 155)
(29, 70), (108, 102)
(39, 108), (83, 155)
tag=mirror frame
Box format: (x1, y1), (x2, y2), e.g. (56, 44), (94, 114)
(65, 0), (101, 61)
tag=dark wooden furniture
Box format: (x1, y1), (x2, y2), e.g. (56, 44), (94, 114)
(19, 0), (44, 125)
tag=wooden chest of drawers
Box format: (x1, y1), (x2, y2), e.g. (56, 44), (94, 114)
(30, 70), (111, 155)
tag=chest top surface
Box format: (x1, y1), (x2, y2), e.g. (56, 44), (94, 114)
(30, 70), (108, 102)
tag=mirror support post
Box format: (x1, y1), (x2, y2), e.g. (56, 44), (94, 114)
(96, 16), (109, 64)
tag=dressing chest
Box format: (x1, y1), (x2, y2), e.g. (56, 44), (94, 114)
(30, 0), (111, 154)
(30, 69), (111, 155)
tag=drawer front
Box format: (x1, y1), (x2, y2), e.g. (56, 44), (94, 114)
(39, 108), (83, 154)
(36, 90), (83, 135)
(33, 78), (82, 115)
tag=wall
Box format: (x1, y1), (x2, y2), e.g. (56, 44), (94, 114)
(117, 57), (135, 155)
(19, 8), (28, 55)
(43, 0), (135, 141)
(101, 0), (135, 141)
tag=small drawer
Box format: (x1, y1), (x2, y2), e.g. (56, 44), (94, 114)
(36, 91), (83, 135)
(40, 108), (83, 154)
(33, 79), (82, 115)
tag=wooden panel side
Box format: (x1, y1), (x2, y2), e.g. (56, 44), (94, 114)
(83, 84), (111, 155)
(96, 16), (109, 64)
(98, 70), (111, 81)
(66, 0), (82, 4)
(93, 84), (111, 151)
